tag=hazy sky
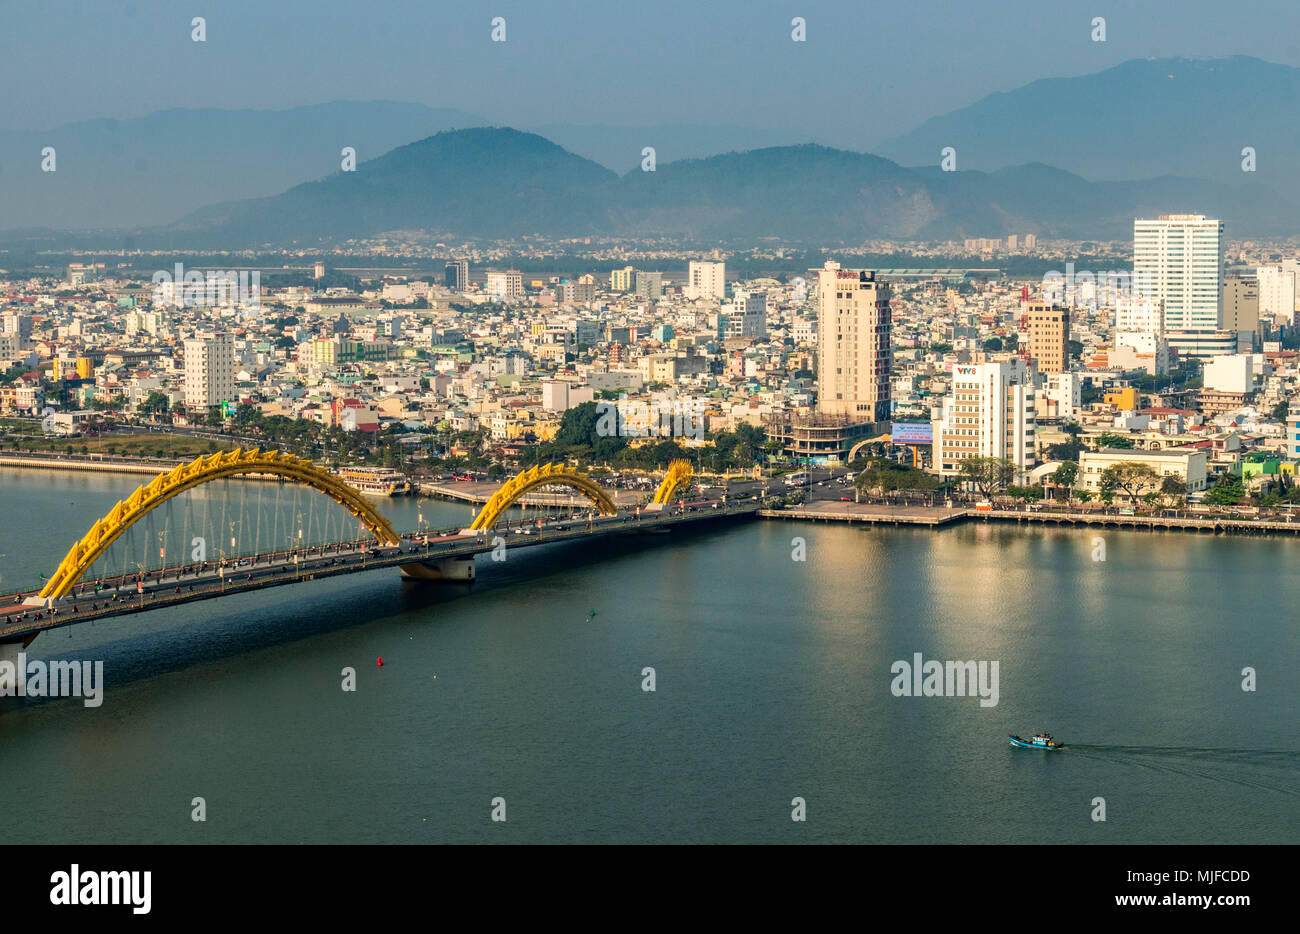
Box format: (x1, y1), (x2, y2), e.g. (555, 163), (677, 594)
(3, 0), (1298, 148)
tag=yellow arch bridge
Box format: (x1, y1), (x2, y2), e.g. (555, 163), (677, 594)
(468, 462), (617, 530)
(37, 448), (402, 601)
(28, 453), (700, 605)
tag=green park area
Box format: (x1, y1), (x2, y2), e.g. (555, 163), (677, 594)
(0, 431), (240, 460)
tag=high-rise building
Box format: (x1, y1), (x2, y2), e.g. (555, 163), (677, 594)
(1221, 275), (1260, 340)
(0, 313), (34, 349)
(686, 261), (726, 301)
(445, 259), (469, 292)
(1040, 372), (1081, 420)
(1113, 296), (1164, 335)
(485, 269), (523, 302)
(313, 261), (326, 280)
(720, 290), (768, 339)
(634, 270), (663, 301)
(610, 266), (636, 292)
(554, 278), (595, 304)
(932, 359), (1036, 479)
(1026, 302), (1070, 374)
(1133, 215), (1223, 332)
(183, 332), (235, 411)
(815, 261), (891, 421)
(1256, 264), (1296, 324)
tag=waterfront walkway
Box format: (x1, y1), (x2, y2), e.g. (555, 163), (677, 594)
(764, 502), (1300, 536)
(761, 503), (967, 526)
(420, 480), (651, 509)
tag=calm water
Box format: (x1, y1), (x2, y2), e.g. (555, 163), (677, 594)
(0, 466), (1295, 844)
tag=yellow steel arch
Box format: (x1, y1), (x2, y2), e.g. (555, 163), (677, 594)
(652, 459), (694, 504)
(469, 463), (616, 530)
(848, 434), (893, 464)
(38, 448), (400, 601)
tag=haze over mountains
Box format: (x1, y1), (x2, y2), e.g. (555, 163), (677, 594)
(2, 55), (1296, 243)
(0, 102), (487, 231)
(159, 128), (1294, 247)
(875, 56), (1300, 202)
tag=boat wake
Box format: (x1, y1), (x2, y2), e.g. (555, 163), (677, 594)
(1065, 744), (1300, 797)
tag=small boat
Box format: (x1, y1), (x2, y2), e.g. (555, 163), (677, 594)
(1009, 732), (1065, 750)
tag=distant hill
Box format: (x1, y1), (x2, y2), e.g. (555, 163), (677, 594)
(874, 56), (1300, 202)
(525, 123), (821, 172)
(0, 101), (490, 230)
(158, 128), (1296, 246)
(165, 128), (620, 247)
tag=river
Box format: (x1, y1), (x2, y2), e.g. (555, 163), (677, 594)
(0, 466), (1295, 843)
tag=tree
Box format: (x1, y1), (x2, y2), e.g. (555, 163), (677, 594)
(956, 457), (1016, 497)
(1159, 475), (1187, 508)
(854, 457), (940, 495)
(1094, 432), (1135, 450)
(138, 391), (170, 416)
(1068, 339), (1084, 360)
(1203, 473), (1245, 506)
(1099, 462), (1160, 504)
(1047, 439), (1085, 461)
(1006, 485), (1044, 501)
(1052, 460), (1079, 489)
(1272, 399), (1289, 422)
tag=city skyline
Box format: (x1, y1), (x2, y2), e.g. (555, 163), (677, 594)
(0, 0), (1292, 886)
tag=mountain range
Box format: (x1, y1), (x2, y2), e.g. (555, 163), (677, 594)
(3, 55), (1297, 243)
(875, 56), (1300, 202)
(155, 127), (1295, 246)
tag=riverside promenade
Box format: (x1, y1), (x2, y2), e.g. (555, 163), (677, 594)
(763, 501), (1300, 536)
(0, 451), (192, 476)
(419, 479), (653, 510)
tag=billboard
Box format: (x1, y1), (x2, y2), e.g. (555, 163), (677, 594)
(892, 422), (933, 445)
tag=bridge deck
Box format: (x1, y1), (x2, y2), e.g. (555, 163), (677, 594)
(0, 503), (758, 645)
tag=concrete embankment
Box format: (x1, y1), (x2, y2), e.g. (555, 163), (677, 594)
(418, 481), (648, 509)
(0, 454), (182, 476)
(0, 454), (288, 482)
(763, 502), (1300, 536)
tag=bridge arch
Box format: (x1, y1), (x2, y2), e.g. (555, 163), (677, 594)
(848, 433), (893, 464)
(652, 459), (694, 504)
(469, 463), (617, 530)
(38, 448), (400, 601)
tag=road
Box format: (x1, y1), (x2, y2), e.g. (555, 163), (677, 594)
(0, 498), (760, 642)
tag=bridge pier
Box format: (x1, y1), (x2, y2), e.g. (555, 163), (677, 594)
(400, 556), (476, 582)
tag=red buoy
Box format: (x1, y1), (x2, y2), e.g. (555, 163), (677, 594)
(377, 657), (384, 667)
